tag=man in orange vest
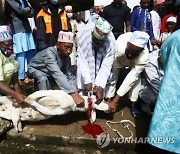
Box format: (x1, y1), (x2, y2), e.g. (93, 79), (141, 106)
(36, 0), (72, 51)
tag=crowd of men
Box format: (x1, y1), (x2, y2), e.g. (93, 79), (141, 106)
(0, 0), (180, 153)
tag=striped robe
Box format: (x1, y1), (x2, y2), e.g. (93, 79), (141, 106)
(76, 23), (116, 97)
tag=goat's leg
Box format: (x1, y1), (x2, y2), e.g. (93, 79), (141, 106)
(17, 121), (22, 132)
(93, 101), (109, 111)
(11, 108), (21, 132)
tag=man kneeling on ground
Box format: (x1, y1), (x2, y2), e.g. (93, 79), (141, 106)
(28, 31), (84, 107)
(0, 25), (27, 135)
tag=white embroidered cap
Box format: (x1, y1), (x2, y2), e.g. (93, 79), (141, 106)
(58, 31), (74, 43)
(128, 31), (150, 48)
(65, 5), (72, 11)
(0, 25), (12, 42)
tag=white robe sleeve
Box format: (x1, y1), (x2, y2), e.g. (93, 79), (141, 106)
(117, 50), (149, 97)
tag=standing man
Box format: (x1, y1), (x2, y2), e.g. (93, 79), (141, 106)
(36, 0), (72, 51)
(131, 0), (156, 48)
(76, 17), (116, 104)
(5, 0), (36, 82)
(150, 0), (165, 41)
(28, 31), (84, 107)
(108, 31), (150, 118)
(101, 0), (131, 39)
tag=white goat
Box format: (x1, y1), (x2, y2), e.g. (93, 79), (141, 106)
(0, 90), (109, 132)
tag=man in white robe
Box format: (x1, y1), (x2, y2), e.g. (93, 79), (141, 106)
(108, 31), (150, 118)
(76, 17), (116, 104)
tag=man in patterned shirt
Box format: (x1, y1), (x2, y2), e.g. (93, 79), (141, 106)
(76, 17), (116, 104)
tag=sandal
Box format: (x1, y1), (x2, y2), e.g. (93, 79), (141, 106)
(23, 78), (33, 84)
(130, 107), (142, 119)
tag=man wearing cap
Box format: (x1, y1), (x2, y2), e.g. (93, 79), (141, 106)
(76, 17), (116, 104)
(159, 16), (177, 42)
(28, 31), (84, 107)
(0, 25), (27, 103)
(108, 31), (150, 118)
(0, 25), (27, 135)
(160, 0), (180, 33)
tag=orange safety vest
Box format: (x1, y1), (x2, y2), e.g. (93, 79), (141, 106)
(36, 9), (68, 33)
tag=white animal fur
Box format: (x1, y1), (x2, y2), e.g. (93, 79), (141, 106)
(0, 90), (109, 132)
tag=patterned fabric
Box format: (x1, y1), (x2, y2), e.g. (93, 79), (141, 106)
(148, 30), (180, 153)
(0, 51), (19, 85)
(0, 26), (12, 42)
(76, 23), (115, 91)
(131, 8), (155, 41)
(58, 31), (74, 43)
(93, 17), (113, 40)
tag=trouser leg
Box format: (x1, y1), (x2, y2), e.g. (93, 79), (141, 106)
(128, 77), (141, 102)
(15, 52), (26, 80)
(29, 69), (51, 90)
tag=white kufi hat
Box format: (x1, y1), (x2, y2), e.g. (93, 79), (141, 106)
(128, 31), (150, 48)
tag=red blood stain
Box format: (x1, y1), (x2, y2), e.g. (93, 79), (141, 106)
(82, 124), (104, 138)
(82, 96), (104, 138)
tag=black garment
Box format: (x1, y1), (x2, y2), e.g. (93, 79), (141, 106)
(101, 2), (130, 39)
(5, 0), (34, 33)
(49, 4), (61, 41)
(36, 3), (72, 51)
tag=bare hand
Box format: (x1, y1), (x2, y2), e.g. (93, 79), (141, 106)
(93, 86), (103, 104)
(14, 93), (27, 104)
(84, 83), (92, 93)
(108, 101), (118, 113)
(155, 40), (162, 46)
(71, 92), (84, 107)
(151, 40), (156, 45)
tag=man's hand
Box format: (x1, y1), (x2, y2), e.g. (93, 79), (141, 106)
(70, 92), (84, 107)
(93, 86), (103, 104)
(108, 101), (118, 113)
(155, 40), (162, 46)
(84, 83), (92, 93)
(108, 95), (120, 113)
(151, 40), (156, 45)
(14, 92), (27, 104)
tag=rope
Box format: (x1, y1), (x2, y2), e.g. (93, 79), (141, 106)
(106, 112), (135, 139)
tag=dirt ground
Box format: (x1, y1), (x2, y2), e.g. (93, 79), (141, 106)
(0, 82), (172, 153)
